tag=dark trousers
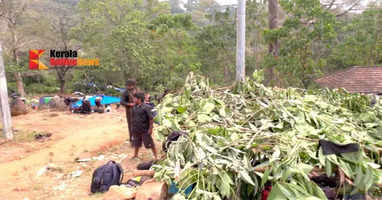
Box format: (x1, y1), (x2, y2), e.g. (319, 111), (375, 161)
(126, 108), (133, 141)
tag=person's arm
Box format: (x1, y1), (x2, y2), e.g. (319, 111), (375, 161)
(148, 119), (154, 135)
(120, 91), (128, 106)
(127, 101), (135, 107)
(145, 105), (154, 135)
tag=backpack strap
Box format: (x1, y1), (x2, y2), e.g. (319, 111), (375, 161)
(116, 163), (124, 184)
(108, 160), (124, 184)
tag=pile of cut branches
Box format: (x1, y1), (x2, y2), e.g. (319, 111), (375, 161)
(152, 72), (382, 200)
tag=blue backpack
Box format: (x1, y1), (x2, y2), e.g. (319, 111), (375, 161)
(90, 160), (124, 193)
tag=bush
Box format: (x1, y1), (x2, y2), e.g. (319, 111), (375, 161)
(26, 83), (59, 94)
(7, 82), (17, 94)
(104, 88), (122, 96)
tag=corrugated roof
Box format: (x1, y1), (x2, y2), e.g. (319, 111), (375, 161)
(315, 66), (382, 94)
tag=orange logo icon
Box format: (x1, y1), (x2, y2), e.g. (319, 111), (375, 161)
(29, 50), (48, 70)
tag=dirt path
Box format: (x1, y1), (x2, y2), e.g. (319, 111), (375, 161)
(0, 110), (156, 200)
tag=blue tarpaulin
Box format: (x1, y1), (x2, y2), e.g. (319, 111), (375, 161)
(169, 182), (194, 197)
(71, 95), (120, 109)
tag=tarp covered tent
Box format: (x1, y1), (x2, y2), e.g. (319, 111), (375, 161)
(39, 96), (53, 106)
(71, 95), (120, 109)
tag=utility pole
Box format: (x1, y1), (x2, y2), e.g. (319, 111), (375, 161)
(0, 43), (13, 140)
(236, 0), (246, 82)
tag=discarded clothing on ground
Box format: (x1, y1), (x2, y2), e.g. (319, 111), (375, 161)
(125, 175), (153, 187)
(310, 173), (339, 200)
(126, 179), (140, 187)
(318, 139), (359, 156)
(34, 133), (52, 140)
(137, 160), (155, 170)
(162, 131), (188, 152)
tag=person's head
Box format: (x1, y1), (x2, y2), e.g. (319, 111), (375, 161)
(126, 79), (136, 90)
(134, 92), (145, 104)
(95, 97), (102, 106)
(145, 93), (150, 103)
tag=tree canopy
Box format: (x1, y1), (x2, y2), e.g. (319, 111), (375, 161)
(0, 0), (380, 95)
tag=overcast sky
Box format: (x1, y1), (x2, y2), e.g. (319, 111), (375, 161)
(170, 0), (377, 14)
(174, 0), (376, 8)
(212, 0), (375, 6)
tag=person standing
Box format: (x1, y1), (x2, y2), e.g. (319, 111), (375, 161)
(120, 79), (137, 142)
(94, 97), (105, 113)
(131, 92), (157, 159)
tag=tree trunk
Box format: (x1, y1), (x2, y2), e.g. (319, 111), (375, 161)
(12, 46), (25, 97)
(224, 65), (230, 82)
(268, 0), (279, 55)
(10, 26), (26, 97)
(236, 0), (246, 83)
(56, 68), (69, 95)
(265, 0), (279, 86)
(0, 43), (13, 140)
(59, 78), (66, 94)
(14, 72), (25, 97)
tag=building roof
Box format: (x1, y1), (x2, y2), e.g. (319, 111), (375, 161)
(315, 66), (382, 94)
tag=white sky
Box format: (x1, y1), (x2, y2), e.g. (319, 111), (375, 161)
(176, 0), (375, 8)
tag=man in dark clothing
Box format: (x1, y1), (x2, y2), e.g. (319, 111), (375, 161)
(131, 92), (157, 159)
(120, 80), (137, 142)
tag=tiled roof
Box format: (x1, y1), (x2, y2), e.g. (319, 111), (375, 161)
(315, 66), (382, 94)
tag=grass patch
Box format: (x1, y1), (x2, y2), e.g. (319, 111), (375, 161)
(10, 130), (52, 143)
(0, 127), (42, 143)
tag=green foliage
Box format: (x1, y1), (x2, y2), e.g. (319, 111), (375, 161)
(328, 8), (382, 69)
(263, 0), (337, 87)
(153, 73), (382, 199)
(1, 0), (381, 94)
(26, 83), (59, 94)
(149, 14), (194, 31)
(75, 0), (200, 91)
(196, 10), (236, 83)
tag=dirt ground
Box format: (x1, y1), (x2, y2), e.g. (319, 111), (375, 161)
(0, 108), (161, 200)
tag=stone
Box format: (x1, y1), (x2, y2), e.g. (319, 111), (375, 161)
(71, 170), (83, 178)
(135, 181), (168, 200)
(10, 98), (28, 116)
(104, 185), (136, 200)
(53, 182), (66, 191)
(75, 152), (93, 162)
(36, 166), (48, 177)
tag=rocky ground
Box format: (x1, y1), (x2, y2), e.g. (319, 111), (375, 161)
(0, 109), (161, 200)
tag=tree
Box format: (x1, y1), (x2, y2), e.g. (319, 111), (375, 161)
(0, 0), (28, 97)
(261, 0), (336, 87)
(265, 0), (279, 85)
(148, 14), (200, 90)
(196, 11), (236, 83)
(321, 0), (363, 17)
(75, 0), (199, 91)
(42, 0), (79, 94)
(169, 0), (185, 13)
(328, 5), (382, 69)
